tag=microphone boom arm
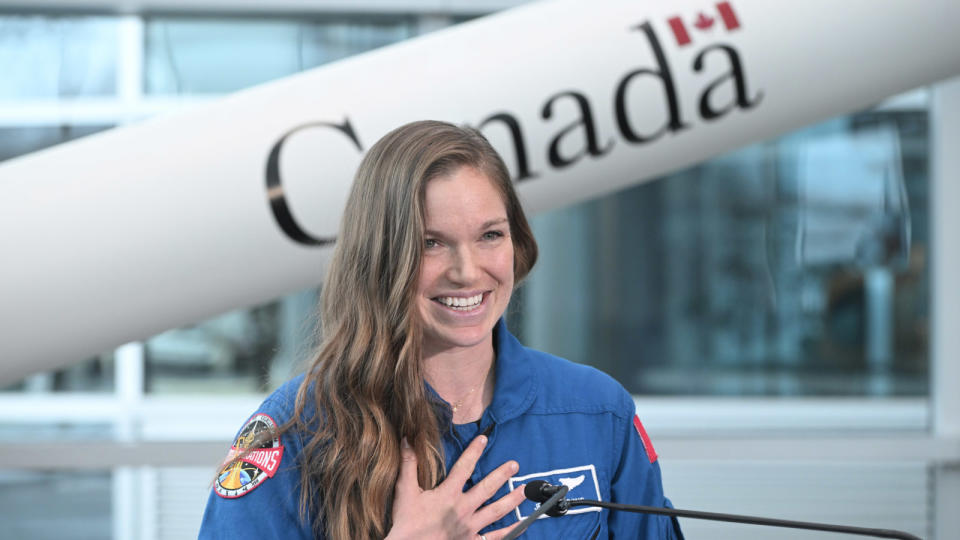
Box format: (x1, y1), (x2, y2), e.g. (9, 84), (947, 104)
(566, 499), (922, 540)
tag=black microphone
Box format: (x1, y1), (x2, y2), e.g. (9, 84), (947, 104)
(502, 483), (568, 540)
(523, 480), (562, 503)
(523, 480), (570, 518)
(513, 482), (921, 540)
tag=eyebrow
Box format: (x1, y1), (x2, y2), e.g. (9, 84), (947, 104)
(481, 217), (509, 229)
(424, 217), (508, 237)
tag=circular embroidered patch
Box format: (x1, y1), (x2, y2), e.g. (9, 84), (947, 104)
(214, 413), (285, 499)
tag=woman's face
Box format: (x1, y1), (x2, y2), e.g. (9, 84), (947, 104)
(417, 166), (515, 356)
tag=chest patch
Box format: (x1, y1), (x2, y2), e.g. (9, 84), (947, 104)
(508, 464), (602, 520)
(214, 413), (285, 499)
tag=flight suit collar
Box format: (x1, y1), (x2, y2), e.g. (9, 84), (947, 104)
(488, 317), (539, 424)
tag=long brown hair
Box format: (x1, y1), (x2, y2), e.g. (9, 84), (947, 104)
(287, 120), (537, 539)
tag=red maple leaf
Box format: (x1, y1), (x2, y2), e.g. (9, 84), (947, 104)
(694, 12), (715, 30)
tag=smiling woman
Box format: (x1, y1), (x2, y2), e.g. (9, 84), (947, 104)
(418, 167), (515, 383)
(198, 120), (682, 540)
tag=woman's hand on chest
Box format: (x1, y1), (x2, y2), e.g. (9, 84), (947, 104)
(386, 435), (526, 540)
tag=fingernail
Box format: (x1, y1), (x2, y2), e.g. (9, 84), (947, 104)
(402, 437), (410, 449)
(510, 461), (518, 473)
(477, 435), (487, 446)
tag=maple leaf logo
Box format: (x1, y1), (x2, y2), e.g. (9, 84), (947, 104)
(694, 13), (715, 30)
(667, 2), (741, 46)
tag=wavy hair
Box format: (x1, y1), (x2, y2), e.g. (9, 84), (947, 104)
(285, 120), (537, 539)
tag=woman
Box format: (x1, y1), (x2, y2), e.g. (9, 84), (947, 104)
(199, 121), (682, 539)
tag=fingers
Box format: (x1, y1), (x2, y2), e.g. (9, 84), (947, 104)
(466, 459), (518, 507)
(481, 519), (524, 540)
(446, 438), (524, 532)
(443, 435), (487, 490)
(472, 483), (526, 530)
(394, 437), (420, 500)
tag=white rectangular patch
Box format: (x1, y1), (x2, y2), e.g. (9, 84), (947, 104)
(508, 464), (601, 520)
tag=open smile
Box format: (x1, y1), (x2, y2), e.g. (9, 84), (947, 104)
(432, 292), (487, 312)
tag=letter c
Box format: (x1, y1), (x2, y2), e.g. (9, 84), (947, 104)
(265, 119), (363, 246)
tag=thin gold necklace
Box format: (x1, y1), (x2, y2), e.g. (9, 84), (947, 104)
(450, 364), (494, 413)
(450, 387), (478, 413)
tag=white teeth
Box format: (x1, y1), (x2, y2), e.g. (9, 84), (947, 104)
(436, 294), (483, 310)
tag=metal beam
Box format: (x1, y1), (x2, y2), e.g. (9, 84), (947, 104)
(2, 436), (957, 469)
(0, 0), (525, 15)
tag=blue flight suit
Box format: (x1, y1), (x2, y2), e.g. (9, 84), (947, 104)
(199, 319), (683, 539)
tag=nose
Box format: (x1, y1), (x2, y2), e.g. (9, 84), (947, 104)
(447, 245), (480, 284)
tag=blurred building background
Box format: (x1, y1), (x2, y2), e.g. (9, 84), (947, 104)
(1, 1), (957, 539)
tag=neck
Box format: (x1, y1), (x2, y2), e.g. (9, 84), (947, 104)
(423, 339), (496, 424)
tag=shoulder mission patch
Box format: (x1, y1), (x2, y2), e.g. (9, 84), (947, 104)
(215, 413), (285, 499)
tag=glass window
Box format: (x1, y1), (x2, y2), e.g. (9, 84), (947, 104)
(513, 104), (929, 397)
(144, 16), (418, 95)
(0, 125), (114, 163)
(0, 16), (119, 99)
(0, 470), (110, 539)
(0, 356), (115, 393)
(144, 288), (319, 394)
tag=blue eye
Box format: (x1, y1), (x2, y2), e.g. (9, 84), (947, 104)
(424, 238), (439, 249)
(482, 230), (504, 241)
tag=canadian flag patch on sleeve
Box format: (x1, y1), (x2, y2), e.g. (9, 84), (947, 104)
(633, 414), (658, 463)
